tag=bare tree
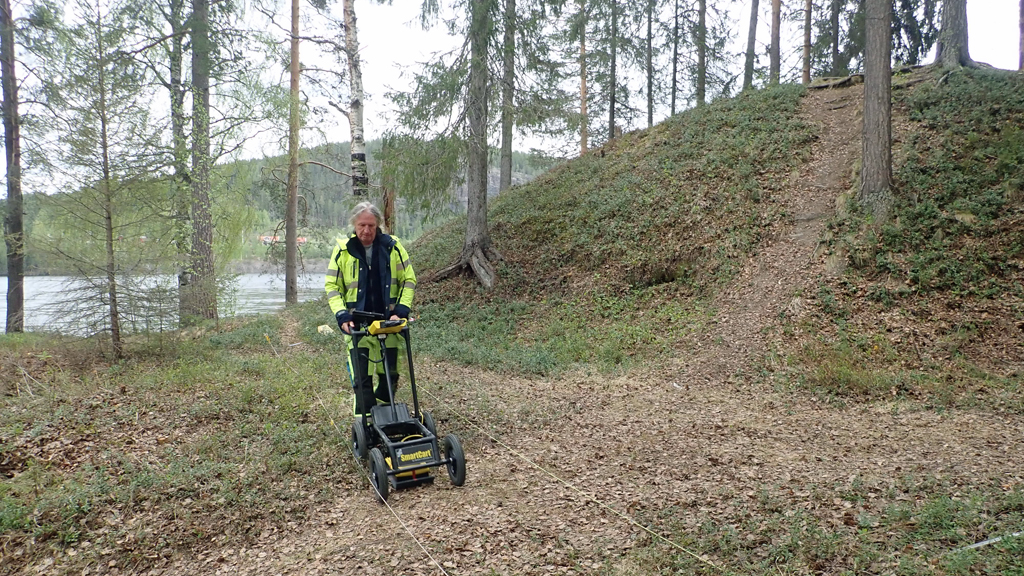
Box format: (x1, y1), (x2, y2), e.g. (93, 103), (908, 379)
(770, 0), (781, 84)
(608, 0), (617, 137)
(285, 0), (300, 304)
(696, 0), (706, 106)
(672, 0), (682, 108)
(499, 0), (515, 189)
(579, 0), (588, 152)
(1, 0), (23, 333)
(646, 0), (653, 125)
(935, 0), (972, 67)
(743, 0), (759, 90)
(860, 0), (892, 222)
(802, 0), (812, 83)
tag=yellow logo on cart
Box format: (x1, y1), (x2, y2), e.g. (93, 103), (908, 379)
(399, 449), (432, 463)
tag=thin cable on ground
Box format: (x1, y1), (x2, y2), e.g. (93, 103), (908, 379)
(417, 385), (725, 572)
(314, 391), (451, 576)
(948, 530), (1024, 555)
(265, 334), (450, 576)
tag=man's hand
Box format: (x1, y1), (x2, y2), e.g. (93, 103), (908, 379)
(389, 315), (399, 321)
(341, 321), (354, 334)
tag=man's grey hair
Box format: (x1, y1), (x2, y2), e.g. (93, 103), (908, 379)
(350, 201), (384, 228)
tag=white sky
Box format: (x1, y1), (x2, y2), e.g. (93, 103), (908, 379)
(283, 0), (1021, 157)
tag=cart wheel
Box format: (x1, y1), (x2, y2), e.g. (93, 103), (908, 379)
(368, 448), (389, 502)
(421, 411), (437, 438)
(443, 434), (466, 487)
(351, 421), (369, 460)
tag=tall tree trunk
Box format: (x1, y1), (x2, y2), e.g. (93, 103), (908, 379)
(696, 0), (706, 106)
(464, 0), (496, 288)
(343, 0), (367, 196)
(646, 0), (653, 126)
(743, 0), (759, 91)
(1, 0), (23, 333)
(860, 0), (892, 222)
(1018, 0), (1023, 70)
(499, 0), (515, 191)
(285, 0), (300, 304)
(935, 0), (972, 67)
(672, 0), (680, 111)
(184, 0), (217, 323)
(830, 0), (840, 74)
(167, 0), (191, 325)
(580, 0), (588, 152)
(96, 16), (122, 359)
(803, 0), (812, 83)
(609, 0), (617, 139)
(770, 0), (781, 84)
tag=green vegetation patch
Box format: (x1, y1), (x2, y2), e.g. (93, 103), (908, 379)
(782, 69), (1024, 411)
(624, 479), (1024, 575)
(0, 320), (355, 575)
(413, 85), (816, 374)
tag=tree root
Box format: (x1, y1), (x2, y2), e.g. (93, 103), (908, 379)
(426, 245), (503, 290)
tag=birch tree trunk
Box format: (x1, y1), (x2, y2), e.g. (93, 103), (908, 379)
(165, 0), (192, 324)
(285, 0), (300, 304)
(770, 0), (781, 84)
(343, 0), (368, 196)
(743, 0), (759, 91)
(803, 0), (812, 83)
(499, 0), (515, 191)
(860, 0), (893, 222)
(1, 0), (23, 333)
(183, 0), (217, 323)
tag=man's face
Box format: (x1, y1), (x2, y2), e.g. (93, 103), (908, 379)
(354, 211), (377, 246)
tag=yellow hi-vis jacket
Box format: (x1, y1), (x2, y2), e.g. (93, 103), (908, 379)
(324, 230), (416, 321)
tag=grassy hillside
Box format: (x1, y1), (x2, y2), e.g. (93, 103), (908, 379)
(413, 85), (816, 375)
(774, 69), (1024, 411)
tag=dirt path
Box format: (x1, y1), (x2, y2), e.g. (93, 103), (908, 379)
(150, 86), (1024, 576)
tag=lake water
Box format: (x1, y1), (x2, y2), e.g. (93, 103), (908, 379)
(0, 272), (325, 334)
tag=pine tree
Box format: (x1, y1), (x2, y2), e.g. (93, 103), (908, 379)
(285, 0), (300, 304)
(33, 0), (170, 355)
(1, 0), (23, 332)
(860, 0), (892, 222)
(935, 0), (971, 67)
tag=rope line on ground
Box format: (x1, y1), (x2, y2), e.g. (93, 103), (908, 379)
(265, 333), (450, 576)
(416, 385), (725, 572)
(313, 392), (452, 576)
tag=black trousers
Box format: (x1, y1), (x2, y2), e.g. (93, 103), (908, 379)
(349, 340), (400, 416)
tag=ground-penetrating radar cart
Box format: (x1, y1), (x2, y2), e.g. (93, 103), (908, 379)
(347, 310), (466, 502)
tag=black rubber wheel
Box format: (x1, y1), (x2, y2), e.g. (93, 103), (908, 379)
(368, 448), (389, 502)
(420, 410), (437, 438)
(351, 421), (369, 460)
(443, 434), (466, 487)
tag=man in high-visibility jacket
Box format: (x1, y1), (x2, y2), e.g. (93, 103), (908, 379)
(325, 202), (416, 417)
